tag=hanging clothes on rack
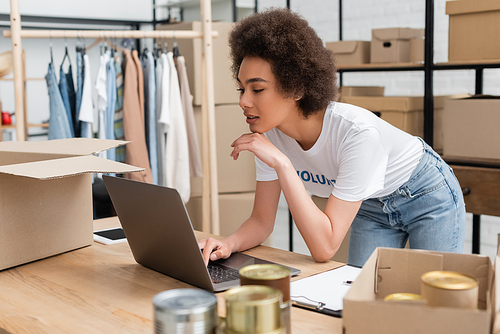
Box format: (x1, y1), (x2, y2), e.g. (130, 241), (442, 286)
(79, 53), (94, 138)
(114, 53), (126, 163)
(165, 51), (190, 203)
(157, 51), (170, 187)
(176, 54), (202, 178)
(46, 61), (73, 140)
(142, 50), (158, 185)
(95, 49), (110, 159)
(74, 49), (84, 137)
(132, 50), (145, 122)
(122, 48), (152, 183)
(105, 51), (117, 163)
(58, 48), (75, 138)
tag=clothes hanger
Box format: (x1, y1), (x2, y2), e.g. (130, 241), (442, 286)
(173, 31), (181, 57)
(60, 34), (72, 69)
(49, 33), (54, 66)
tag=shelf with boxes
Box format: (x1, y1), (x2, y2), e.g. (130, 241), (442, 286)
(333, 0), (500, 255)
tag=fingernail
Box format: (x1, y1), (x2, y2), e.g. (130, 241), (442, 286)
(210, 253), (218, 261)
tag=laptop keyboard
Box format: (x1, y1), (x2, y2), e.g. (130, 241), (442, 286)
(208, 263), (240, 284)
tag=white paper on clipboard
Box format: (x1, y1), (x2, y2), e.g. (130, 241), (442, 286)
(291, 265), (362, 311)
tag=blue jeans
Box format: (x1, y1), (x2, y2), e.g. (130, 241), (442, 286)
(58, 65), (75, 137)
(347, 139), (466, 267)
(46, 63), (73, 140)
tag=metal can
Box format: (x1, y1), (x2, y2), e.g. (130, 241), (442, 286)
(153, 288), (218, 334)
(239, 265), (291, 334)
(384, 293), (424, 302)
(218, 285), (284, 334)
(421, 271), (478, 309)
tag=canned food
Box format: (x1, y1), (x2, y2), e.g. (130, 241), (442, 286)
(384, 293), (424, 302)
(153, 288), (218, 334)
(421, 271), (478, 309)
(219, 285), (283, 334)
(239, 265), (291, 301)
(239, 265), (291, 334)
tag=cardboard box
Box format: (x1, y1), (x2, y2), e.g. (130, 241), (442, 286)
(325, 41), (370, 66)
(447, 0), (500, 61)
(410, 37), (425, 63)
(0, 138), (142, 271)
(157, 22), (239, 105)
(339, 86), (385, 102)
(343, 247), (493, 334)
(186, 192), (272, 246)
(191, 104), (256, 196)
(371, 28), (424, 63)
(443, 95), (500, 161)
(342, 95), (466, 152)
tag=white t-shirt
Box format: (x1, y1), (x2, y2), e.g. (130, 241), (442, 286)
(256, 102), (423, 201)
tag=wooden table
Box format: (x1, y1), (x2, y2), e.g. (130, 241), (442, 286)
(0, 217), (344, 333)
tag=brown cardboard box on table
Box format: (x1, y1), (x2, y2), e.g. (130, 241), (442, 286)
(343, 247), (494, 334)
(325, 41), (370, 66)
(0, 138), (143, 271)
(371, 28), (424, 63)
(342, 95), (468, 152)
(447, 0), (500, 62)
(190, 104), (256, 196)
(443, 95), (500, 161)
(157, 21), (238, 105)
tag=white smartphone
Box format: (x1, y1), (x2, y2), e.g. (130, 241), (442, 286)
(93, 227), (127, 245)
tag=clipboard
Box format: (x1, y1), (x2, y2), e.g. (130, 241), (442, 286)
(290, 265), (362, 317)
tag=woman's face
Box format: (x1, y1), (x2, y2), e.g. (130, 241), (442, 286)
(237, 57), (300, 134)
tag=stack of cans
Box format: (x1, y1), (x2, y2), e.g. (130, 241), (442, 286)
(239, 265), (291, 334)
(218, 285), (284, 334)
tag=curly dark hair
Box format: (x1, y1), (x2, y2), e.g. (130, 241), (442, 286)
(228, 8), (338, 118)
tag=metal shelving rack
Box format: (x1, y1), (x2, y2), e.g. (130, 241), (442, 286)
(337, 0), (500, 254)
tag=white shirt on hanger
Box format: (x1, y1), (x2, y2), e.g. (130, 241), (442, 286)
(157, 53), (169, 186)
(96, 51), (110, 160)
(158, 53), (170, 128)
(79, 54), (94, 138)
(165, 52), (190, 203)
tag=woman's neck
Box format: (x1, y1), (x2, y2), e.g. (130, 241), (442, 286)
(277, 109), (325, 151)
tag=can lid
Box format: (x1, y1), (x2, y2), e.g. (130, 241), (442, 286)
(384, 293), (423, 302)
(239, 264), (291, 280)
(152, 289), (217, 315)
(421, 271), (478, 290)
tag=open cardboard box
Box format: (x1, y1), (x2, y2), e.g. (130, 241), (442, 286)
(0, 138), (143, 270)
(343, 247), (494, 334)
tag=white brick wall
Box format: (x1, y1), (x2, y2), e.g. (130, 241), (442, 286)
(259, 0), (500, 261)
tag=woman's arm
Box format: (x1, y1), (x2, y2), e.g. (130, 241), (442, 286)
(199, 179), (281, 265)
(230, 133), (362, 262)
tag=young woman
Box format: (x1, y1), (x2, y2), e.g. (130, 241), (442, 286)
(199, 8), (466, 267)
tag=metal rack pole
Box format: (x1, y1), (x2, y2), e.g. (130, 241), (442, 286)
(423, 0), (434, 147)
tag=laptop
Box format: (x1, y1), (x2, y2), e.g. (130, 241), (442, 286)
(102, 175), (300, 292)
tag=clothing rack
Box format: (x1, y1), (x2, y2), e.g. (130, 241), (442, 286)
(3, 0), (221, 235)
